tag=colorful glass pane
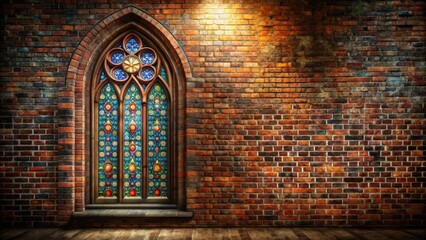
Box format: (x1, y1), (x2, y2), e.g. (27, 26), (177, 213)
(141, 50), (155, 65)
(96, 33), (174, 203)
(141, 67), (155, 81)
(123, 84), (143, 198)
(97, 83), (118, 198)
(111, 51), (125, 64)
(100, 70), (106, 83)
(125, 38), (140, 54)
(160, 66), (168, 83)
(147, 83), (168, 197)
(114, 68), (127, 80)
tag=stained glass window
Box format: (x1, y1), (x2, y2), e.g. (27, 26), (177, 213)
(123, 84), (143, 198)
(97, 83), (119, 198)
(147, 83), (169, 197)
(93, 33), (172, 203)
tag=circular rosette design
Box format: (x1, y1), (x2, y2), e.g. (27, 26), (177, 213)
(139, 48), (157, 65)
(129, 102), (137, 112)
(103, 33), (161, 85)
(104, 102), (113, 113)
(129, 142), (137, 152)
(153, 188), (161, 196)
(104, 120), (113, 133)
(103, 162), (113, 173)
(104, 188), (113, 197)
(128, 120), (138, 135)
(129, 189), (137, 196)
(123, 55), (141, 74)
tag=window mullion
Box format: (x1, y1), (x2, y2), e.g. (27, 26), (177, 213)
(93, 32), (176, 205)
(118, 93), (124, 203)
(142, 100), (148, 201)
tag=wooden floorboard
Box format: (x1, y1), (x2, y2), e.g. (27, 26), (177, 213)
(325, 228), (359, 240)
(47, 228), (81, 239)
(0, 227), (424, 240)
(349, 228), (393, 240)
(237, 228), (251, 240)
(289, 228), (310, 240)
(270, 228), (299, 240)
(0, 229), (29, 240)
(126, 229), (156, 240)
(403, 229), (426, 239)
(7, 228), (57, 240)
(302, 228), (336, 240)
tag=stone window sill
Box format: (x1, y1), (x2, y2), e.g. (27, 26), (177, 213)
(70, 204), (193, 226)
(73, 209), (193, 218)
(73, 206), (193, 218)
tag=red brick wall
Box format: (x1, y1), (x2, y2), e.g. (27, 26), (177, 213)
(1, 0), (425, 227)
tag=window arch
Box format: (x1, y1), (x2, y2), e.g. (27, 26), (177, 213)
(92, 32), (174, 204)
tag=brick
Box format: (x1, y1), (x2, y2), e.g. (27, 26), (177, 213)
(1, 0), (425, 228)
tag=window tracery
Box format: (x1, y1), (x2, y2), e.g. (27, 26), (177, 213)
(93, 32), (171, 203)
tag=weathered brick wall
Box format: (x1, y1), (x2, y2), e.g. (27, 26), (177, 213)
(0, 0), (425, 227)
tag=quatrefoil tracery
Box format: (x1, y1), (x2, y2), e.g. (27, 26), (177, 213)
(104, 33), (158, 83)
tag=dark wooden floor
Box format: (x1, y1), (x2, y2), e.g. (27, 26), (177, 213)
(1, 227), (425, 240)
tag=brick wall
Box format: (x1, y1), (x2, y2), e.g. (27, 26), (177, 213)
(0, 0), (425, 227)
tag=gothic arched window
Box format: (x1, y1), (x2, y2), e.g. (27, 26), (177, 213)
(92, 32), (174, 204)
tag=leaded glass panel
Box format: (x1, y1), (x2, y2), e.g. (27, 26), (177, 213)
(97, 83), (119, 198)
(123, 84), (143, 198)
(93, 32), (172, 203)
(147, 83), (169, 197)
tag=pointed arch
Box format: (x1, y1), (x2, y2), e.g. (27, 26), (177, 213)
(58, 5), (189, 220)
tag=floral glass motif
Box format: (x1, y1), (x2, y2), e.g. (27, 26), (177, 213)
(95, 33), (171, 203)
(97, 83), (118, 198)
(147, 83), (168, 197)
(123, 56), (140, 73)
(123, 84), (143, 198)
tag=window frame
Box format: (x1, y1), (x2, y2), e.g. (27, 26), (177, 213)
(90, 30), (177, 205)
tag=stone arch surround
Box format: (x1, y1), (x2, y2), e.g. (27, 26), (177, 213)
(57, 5), (190, 224)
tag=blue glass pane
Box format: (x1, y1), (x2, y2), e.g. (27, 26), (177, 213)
(125, 38), (140, 54)
(114, 68), (127, 80)
(99, 70), (106, 83)
(111, 51), (124, 64)
(141, 51), (155, 65)
(141, 67), (154, 81)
